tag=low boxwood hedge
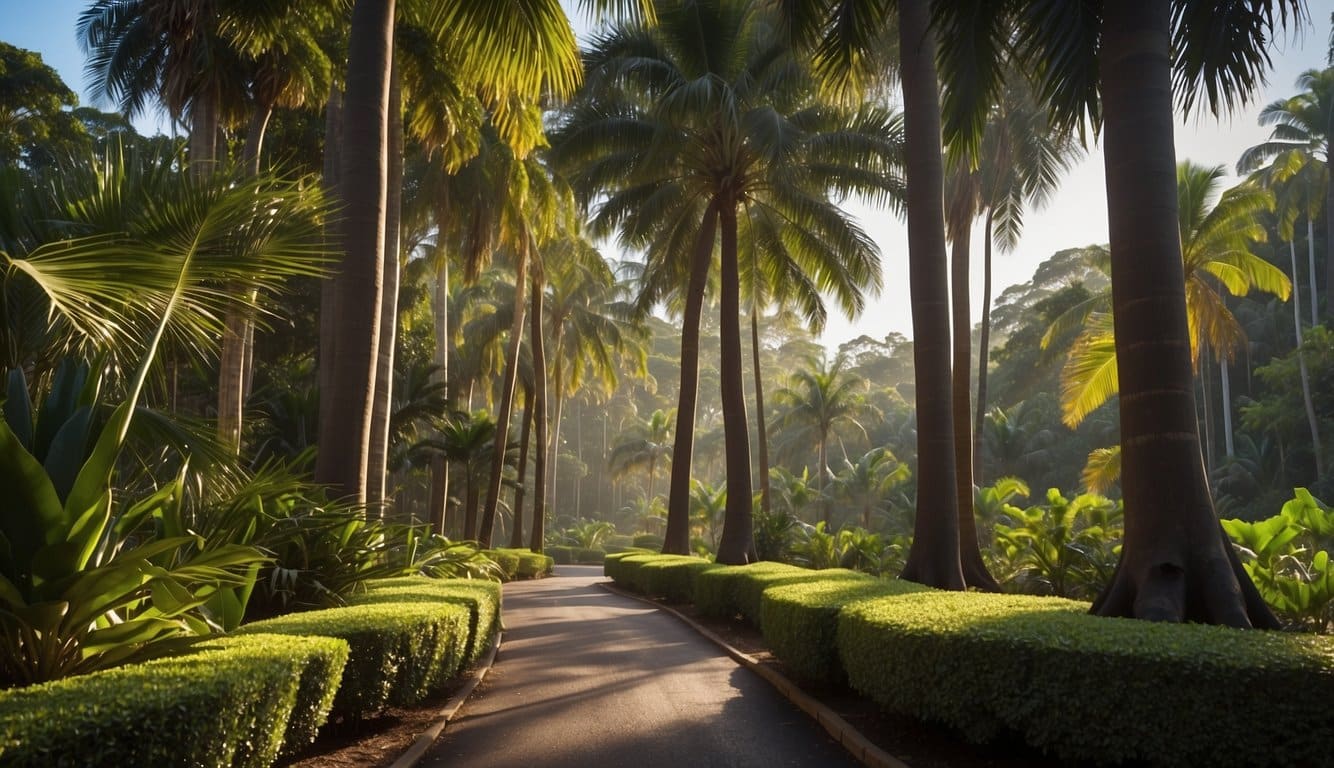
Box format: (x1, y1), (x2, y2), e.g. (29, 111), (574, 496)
(760, 578), (928, 685)
(238, 601), (470, 720)
(603, 551), (657, 584)
(838, 591), (1334, 767)
(547, 545), (606, 564)
(694, 562), (867, 624)
(482, 548), (554, 580)
(0, 633), (347, 768)
(635, 556), (718, 602)
(351, 576), (502, 664)
(632, 533), (664, 549)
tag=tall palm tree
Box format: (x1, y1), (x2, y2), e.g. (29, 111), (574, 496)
(1055, 163), (1290, 429)
(772, 351), (877, 528)
(550, 0), (900, 563)
(609, 409), (674, 504)
(933, 0), (1301, 625)
(829, 447), (911, 531)
(1237, 68), (1333, 318)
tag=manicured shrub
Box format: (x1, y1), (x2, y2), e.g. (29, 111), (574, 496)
(694, 562), (857, 624)
(482, 549), (522, 579)
(838, 591), (1334, 767)
(548, 545), (576, 564)
(637, 557), (719, 602)
(730, 567), (870, 626)
(633, 533), (664, 549)
(0, 633), (346, 768)
(238, 601), (471, 720)
(350, 577), (502, 664)
(603, 552), (658, 584)
(482, 548), (554, 580)
(760, 578), (927, 685)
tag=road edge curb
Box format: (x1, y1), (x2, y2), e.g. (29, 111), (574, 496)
(389, 628), (503, 768)
(598, 581), (911, 768)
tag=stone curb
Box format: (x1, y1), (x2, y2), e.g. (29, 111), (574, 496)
(599, 580), (911, 768)
(389, 629), (503, 768)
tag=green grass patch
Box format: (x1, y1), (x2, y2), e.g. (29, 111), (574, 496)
(838, 591), (1334, 767)
(0, 633), (347, 768)
(238, 600), (470, 720)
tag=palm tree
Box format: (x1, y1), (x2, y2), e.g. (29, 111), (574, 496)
(429, 409), (498, 539)
(551, 0), (901, 563)
(689, 479), (727, 551)
(1237, 68), (1333, 318)
(609, 409), (674, 504)
(932, 0), (1302, 625)
(829, 447), (911, 531)
(1055, 163), (1291, 430)
(772, 351), (877, 528)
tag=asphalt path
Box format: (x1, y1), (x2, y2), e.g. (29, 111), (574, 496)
(422, 565), (859, 768)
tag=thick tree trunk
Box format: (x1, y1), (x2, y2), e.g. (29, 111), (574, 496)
(897, 0), (965, 590)
(1289, 240), (1323, 479)
(217, 103), (275, 453)
(950, 210), (1001, 591)
(715, 201), (755, 565)
(663, 201), (719, 555)
(1091, 1), (1277, 627)
(974, 210), (995, 482)
(314, 0), (393, 503)
(367, 62), (402, 512)
(512, 385), (534, 549)
(751, 308), (772, 517)
(478, 242), (530, 546)
(529, 269), (549, 553)
(317, 86), (344, 460)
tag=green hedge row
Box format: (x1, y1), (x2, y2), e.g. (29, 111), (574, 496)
(547, 545), (607, 564)
(0, 633), (348, 768)
(238, 600), (471, 721)
(605, 554), (1334, 766)
(482, 548), (555, 580)
(350, 576), (502, 665)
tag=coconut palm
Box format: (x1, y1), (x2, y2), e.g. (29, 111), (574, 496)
(609, 409), (674, 504)
(550, 0), (901, 563)
(1055, 163), (1291, 429)
(829, 447), (911, 531)
(772, 351), (878, 528)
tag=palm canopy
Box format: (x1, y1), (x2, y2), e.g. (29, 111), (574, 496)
(1237, 68), (1332, 177)
(1056, 162), (1291, 427)
(772, 351), (877, 476)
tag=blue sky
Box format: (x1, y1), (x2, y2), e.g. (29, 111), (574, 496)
(3, 0), (1332, 346)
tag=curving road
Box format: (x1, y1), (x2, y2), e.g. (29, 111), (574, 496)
(422, 565), (858, 768)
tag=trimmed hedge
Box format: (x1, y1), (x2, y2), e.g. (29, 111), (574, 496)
(636, 557), (719, 602)
(632, 533), (664, 549)
(239, 600), (470, 720)
(547, 545), (607, 564)
(760, 578), (928, 685)
(602, 551), (657, 584)
(482, 548), (555, 580)
(694, 562), (869, 624)
(838, 591), (1334, 767)
(350, 576), (502, 664)
(0, 633), (347, 768)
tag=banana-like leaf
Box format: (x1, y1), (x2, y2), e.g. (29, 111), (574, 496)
(0, 417), (65, 575)
(4, 369), (32, 449)
(80, 616), (184, 652)
(32, 359), (89, 461)
(42, 404), (95, 503)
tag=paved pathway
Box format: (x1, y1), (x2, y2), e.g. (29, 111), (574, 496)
(422, 565), (858, 768)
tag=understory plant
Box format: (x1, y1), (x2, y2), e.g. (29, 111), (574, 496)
(1224, 488), (1334, 632)
(987, 488), (1122, 600)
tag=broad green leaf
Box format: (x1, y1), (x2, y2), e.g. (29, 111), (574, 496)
(33, 359), (87, 461)
(0, 417), (65, 572)
(43, 404), (94, 502)
(81, 616), (183, 652)
(63, 401), (132, 536)
(4, 368), (33, 449)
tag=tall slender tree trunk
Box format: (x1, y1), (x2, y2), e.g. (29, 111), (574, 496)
(512, 385), (534, 549)
(429, 257), (450, 534)
(716, 200), (755, 564)
(1324, 165), (1333, 320)
(478, 242), (530, 545)
(1289, 240), (1323, 479)
(188, 92), (218, 178)
(217, 102), (276, 453)
(1199, 346), (1215, 472)
(315, 0), (394, 504)
(974, 210), (995, 482)
(529, 269), (549, 553)
(950, 210), (1001, 590)
(1090, 0), (1276, 627)
(546, 326), (566, 516)
(664, 201), (719, 555)
(1220, 359), (1234, 458)
(317, 86), (344, 458)
(367, 62), (403, 512)
(751, 308), (772, 516)
(1307, 216), (1319, 325)
(897, 0), (965, 590)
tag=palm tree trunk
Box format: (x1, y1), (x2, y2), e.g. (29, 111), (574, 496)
(478, 241), (530, 545)
(974, 209), (995, 482)
(1090, 0), (1276, 627)
(1289, 239), (1323, 479)
(529, 268), (549, 553)
(1220, 358), (1234, 458)
(318, 86), (344, 457)
(512, 385), (533, 549)
(315, 0), (394, 504)
(664, 201), (719, 555)
(751, 308), (772, 517)
(1308, 215), (1319, 325)
(716, 200), (755, 565)
(217, 101), (275, 453)
(950, 208), (1001, 591)
(367, 61), (402, 512)
(546, 326), (566, 516)
(429, 257), (450, 534)
(1199, 346), (1215, 472)
(188, 91), (218, 178)
(897, 0), (965, 590)
(1324, 164), (1333, 321)
(817, 432), (830, 527)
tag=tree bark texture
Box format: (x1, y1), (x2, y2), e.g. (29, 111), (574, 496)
(314, 0), (393, 504)
(715, 201), (755, 564)
(1091, 0), (1277, 627)
(529, 268), (549, 553)
(512, 385), (534, 549)
(664, 202), (719, 555)
(478, 241), (530, 546)
(897, 0), (966, 590)
(973, 211), (994, 482)
(367, 61), (403, 512)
